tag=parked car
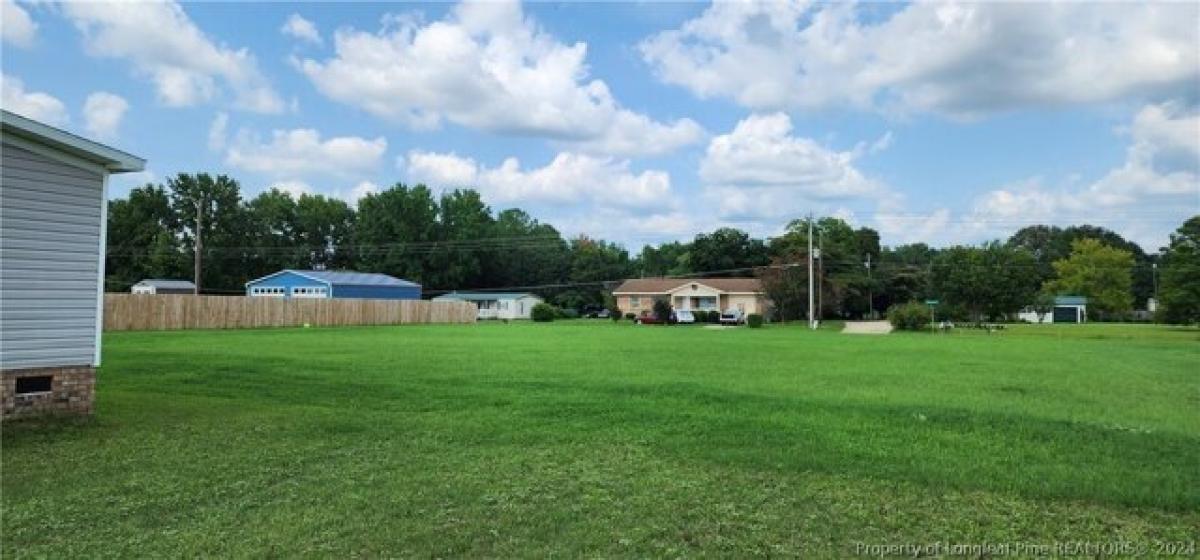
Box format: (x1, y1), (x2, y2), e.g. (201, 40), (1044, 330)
(719, 308), (745, 325)
(675, 310), (695, 324)
(582, 305), (608, 318)
(636, 313), (662, 325)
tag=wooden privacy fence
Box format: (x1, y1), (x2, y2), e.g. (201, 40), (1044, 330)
(104, 294), (476, 331)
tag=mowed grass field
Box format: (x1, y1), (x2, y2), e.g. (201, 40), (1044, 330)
(3, 321), (1198, 557)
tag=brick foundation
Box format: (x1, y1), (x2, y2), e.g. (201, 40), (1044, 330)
(1, 366), (95, 420)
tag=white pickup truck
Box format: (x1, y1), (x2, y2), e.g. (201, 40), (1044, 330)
(719, 308), (745, 325)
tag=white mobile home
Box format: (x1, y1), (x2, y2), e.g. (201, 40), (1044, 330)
(131, 279), (196, 295)
(1, 110), (145, 419)
(432, 292), (544, 320)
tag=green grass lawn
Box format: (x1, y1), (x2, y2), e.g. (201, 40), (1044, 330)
(4, 321), (1198, 557)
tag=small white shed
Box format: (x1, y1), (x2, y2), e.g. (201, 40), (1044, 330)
(1018, 295), (1088, 324)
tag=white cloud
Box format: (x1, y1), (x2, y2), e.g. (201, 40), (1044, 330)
(281, 13), (321, 45)
(404, 150), (673, 210)
(1, 74), (68, 125)
(1, 0), (36, 48)
(641, 2), (1200, 116)
(867, 131), (893, 155)
(63, 1), (284, 113)
(207, 112), (228, 151)
(82, 91), (128, 140)
(298, 0), (703, 156)
(967, 102), (1200, 248)
(107, 168), (157, 199)
(696, 113), (881, 223)
(404, 151), (480, 187)
(348, 180), (380, 203)
(267, 180), (313, 198)
(258, 179), (380, 208)
(226, 128), (387, 177)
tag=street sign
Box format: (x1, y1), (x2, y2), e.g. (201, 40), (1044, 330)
(925, 299), (939, 305)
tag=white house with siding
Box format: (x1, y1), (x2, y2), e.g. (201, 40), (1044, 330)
(432, 292), (543, 319)
(1, 110), (145, 419)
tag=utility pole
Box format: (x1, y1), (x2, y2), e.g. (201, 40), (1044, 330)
(817, 227), (823, 322)
(1152, 262), (1159, 299)
(193, 197), (205, 295)
(865, 253), (873, 319)
(807, 213), (816, 330)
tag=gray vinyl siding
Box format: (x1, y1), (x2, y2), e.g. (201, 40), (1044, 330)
(1, 141), (103, 369)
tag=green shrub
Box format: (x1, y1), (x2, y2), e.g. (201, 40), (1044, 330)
(746, 314), (764, 328)
(531, 303), (557, 322)
(652, 299), (673, 323)
(610, 309), (622, 321)
(558, 308), (579, 319)
(888, 301), (931, 331)
(625, 312), (636, 321)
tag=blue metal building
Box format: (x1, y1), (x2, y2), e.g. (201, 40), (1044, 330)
(245, 270), (421, 300)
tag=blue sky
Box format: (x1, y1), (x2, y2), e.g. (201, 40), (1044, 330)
(2, 0), (1197, 251)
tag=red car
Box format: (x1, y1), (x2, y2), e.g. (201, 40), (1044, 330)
(635, 314), (662, 325)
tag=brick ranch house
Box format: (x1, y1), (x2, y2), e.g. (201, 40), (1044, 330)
(612, 278), (769, 317)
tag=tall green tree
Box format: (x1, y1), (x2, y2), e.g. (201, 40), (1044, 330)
(484, 208), (570, 290)
(875, 243), (936, 312)
(1157, 216), (1200, 324)
(106, 184), (183, 290)
(1008, 224), (1152, 307)
(931, 242), (1038, 321)
(634, 241), (690, 277)
(767, 217), (879, 318)
(354, 184), (439, 283)
(295, 194), (356, 269)
(428, 189), (494, 290)
(243, 189), (304, 279)
(555, 236), (633, 309)
(1043, 238), (1134, 320)
(168, 173), (245, 293)
(689, 227), (768, 276)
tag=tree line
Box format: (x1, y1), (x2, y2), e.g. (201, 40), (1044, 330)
(106, 173), (1199, 324)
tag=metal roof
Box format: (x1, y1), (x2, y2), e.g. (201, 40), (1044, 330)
(1054, 295), (1088, 306)
(433, 292), (540, 301)
(612, 277), (763, 294)
(1, 110), (145, 173)
(246, 269), (420, 288)
(135, 279), (196, 289)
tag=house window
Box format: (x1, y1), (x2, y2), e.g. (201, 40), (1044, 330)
(630, 296), (640, 308)
(16, 376), (52, 394)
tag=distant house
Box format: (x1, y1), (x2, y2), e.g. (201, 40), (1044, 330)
(131, 279), (196, 295)
(1018, 295), (1088, 323)
(612, 278), (768, 317)
(433, 292), (543, 320)
(1, 110), (145, 419)
(245, 270), (420, 300)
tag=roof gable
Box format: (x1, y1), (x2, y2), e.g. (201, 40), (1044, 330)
(612, 277), (763, 294)
(135, 279), (196, 289)
(245, 269), (419, 288)
(2, 110), (144, 173)
(434, 292), (541, 301)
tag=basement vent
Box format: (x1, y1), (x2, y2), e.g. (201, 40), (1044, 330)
(15, 376), (53, 394)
